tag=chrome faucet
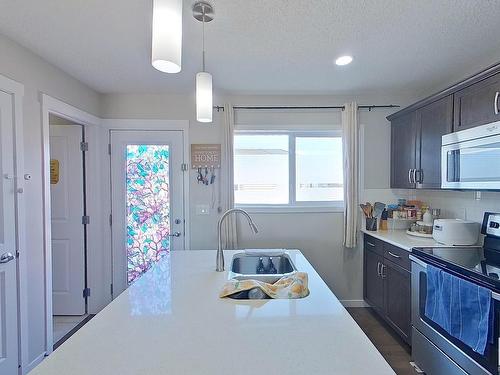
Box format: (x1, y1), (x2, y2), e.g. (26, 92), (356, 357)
(216, 208), (258, 272)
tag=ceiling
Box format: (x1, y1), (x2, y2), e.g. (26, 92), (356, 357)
(1, 0), (500, 95)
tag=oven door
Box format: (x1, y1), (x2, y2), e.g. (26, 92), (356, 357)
(411, 256), (500, 375)
(441, 132), (500, 190)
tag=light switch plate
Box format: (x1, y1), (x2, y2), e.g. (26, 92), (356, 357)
(196, 204), (210, 215)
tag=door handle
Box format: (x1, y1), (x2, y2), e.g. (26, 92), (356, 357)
(495, 91), (499, 115)
(0, 252), (15, 264)
(169, 232), (181, 237)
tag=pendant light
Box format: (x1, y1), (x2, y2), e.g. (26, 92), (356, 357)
(151, 0), (183, 73)
(193, 2), (214, 123)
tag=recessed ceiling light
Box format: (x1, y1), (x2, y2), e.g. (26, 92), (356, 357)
(335, 55), (353, 66)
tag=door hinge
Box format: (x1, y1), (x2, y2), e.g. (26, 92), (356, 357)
(109, 213), (112, 226)
(110, 283), (114, 297)
(108, 143), (111, 155)
(181, 163), (188, 171)
(16, 250), (20, 258)
(82, 215), (90, 225)
(83, 288), (91, 298)
(80, 141), (89, 152)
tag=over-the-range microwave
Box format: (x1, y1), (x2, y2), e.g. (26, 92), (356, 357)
(442, 121), (500, 190)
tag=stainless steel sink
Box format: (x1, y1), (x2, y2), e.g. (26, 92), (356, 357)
(227, 252), (296, 284)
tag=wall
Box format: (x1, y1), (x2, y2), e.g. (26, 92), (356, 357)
(102, 92), (420, 303)
(0, 34), (101, 369)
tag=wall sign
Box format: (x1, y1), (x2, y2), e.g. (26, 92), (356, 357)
(50, 159), (60, 184)
(191, 144), (221, 169)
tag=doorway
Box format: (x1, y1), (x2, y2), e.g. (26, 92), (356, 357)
(110, 130), (186, 297)
(49, 114), (89, 346)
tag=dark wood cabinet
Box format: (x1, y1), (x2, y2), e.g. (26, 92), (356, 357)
(363, 234), (411, 344)
(415, 96), (453, 189)
(390, 112), (416, 189)
(383, 259), (411, 343)
(454, 72), (500, 132)
(364, 246), (384, 312)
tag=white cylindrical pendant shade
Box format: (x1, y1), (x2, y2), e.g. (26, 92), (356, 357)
(196, 72), (213, 123)
(151, 0), (182, 73)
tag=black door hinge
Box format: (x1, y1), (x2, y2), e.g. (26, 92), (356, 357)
(82, 215), (90, 225)
(80, 141), (89, 152)
(83, 288), (91, 298)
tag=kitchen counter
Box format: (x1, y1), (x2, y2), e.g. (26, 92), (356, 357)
(31, 250), (394, 375)
(360, 228), (443, 251)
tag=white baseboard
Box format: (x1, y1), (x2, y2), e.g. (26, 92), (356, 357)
(24, 352), (46, 374)
(340, 300), (369, 308)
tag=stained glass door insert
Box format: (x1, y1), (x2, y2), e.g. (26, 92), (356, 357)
(126, 145), (171, 284)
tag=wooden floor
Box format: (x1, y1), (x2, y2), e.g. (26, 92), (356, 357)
(347, 307), (415, 375)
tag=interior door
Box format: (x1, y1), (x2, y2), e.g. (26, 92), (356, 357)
(0, 90), (19, 374)
(50, 124), (86, 315)
(110, 130), (185, 297)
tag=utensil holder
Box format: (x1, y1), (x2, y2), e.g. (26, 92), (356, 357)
(366, 217), (378, 231)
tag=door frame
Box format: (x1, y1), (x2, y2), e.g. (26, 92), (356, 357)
(0, 73), (25, 374)
(41, 94), (104, 355)
(102, 119), (191, 257)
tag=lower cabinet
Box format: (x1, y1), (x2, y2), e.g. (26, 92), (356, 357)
(363, 234), (411, 345)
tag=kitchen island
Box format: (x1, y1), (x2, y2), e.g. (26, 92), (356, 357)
(31, 250), (394, 375)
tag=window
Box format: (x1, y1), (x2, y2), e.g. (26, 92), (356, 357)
(234, 131), (343, 210)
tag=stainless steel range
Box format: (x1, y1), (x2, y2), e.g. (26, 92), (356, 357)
(410, 212), (500, 375)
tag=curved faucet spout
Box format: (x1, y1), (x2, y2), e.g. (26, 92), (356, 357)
(216, 208), (258, 272)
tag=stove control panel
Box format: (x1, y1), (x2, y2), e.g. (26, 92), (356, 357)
(484, 213), (500, 238)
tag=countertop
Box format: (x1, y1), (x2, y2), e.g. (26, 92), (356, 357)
(31, 250), (394, 375)
(360, 228), (443, 251)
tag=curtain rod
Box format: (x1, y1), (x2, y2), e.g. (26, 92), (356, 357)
(213, 104), (399, 112)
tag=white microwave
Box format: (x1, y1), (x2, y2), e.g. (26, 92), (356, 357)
(441, 121), (500, 190)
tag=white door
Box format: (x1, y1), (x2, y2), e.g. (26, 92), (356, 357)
(50, 124), (86, 315)
(0, 91), (19, 374)
(110, 130), (185, 297)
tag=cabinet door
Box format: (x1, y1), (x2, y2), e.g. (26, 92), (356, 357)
(364, 248), (384, 312)
(454, 73), (500, 131)
(416, 96), (453, 189)
(390, 112), (416, 189)
(383, 259), (411, 343)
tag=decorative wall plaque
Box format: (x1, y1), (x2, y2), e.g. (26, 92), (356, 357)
(191, 144), (221, 169)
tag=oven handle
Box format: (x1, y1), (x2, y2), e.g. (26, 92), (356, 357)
(409, 254), (500, 301)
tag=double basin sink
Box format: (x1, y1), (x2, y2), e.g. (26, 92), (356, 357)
(227, 251), (297, 284)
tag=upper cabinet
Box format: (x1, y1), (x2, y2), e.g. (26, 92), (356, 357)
(454, 72), (500, 131)
(415, 96), (453, 189)
(388, 63), (500, 190)
(391, 112), (416, 189)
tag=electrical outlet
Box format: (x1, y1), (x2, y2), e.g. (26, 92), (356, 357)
(196, 204), (210, 215)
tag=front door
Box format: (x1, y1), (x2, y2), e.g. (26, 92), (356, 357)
(110, 130), (185, 297)
(0, 90), (19, 374)
(50, 124), (86, 315)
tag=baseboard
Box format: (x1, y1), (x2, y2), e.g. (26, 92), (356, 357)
(340, 299), (369, 307)
(23, 352), (46, 374)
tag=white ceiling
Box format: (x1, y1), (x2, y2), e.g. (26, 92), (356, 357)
(1, 0), (500, 95)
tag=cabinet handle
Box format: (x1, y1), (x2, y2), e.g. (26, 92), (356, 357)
(377, 262), (382, 277)
(408, 169), (413, 184)
(495, 92), (499, 115)
(367, 242), (375, 247)
(381, 264), (386, 278)
(387, 251), (401, 259)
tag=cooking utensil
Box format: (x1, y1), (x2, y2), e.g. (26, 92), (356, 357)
(373, 202), (385, 218)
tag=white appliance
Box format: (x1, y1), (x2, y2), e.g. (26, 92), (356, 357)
(441, 121), (500, 190)
(432, 219), (480, 245)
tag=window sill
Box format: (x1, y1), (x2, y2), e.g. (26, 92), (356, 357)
(235, 205), (344, 214)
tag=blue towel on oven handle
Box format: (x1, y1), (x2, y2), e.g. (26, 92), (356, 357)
(424, 264), (494, 355)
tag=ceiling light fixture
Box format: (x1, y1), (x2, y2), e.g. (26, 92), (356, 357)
(193, 1), (214, 123)
(151, 0), (183, 73)
(335, 55), (353, 66)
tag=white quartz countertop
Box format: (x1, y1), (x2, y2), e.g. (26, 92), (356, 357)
(360, 228), (444, 251)
(31, 250), (394, 375)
